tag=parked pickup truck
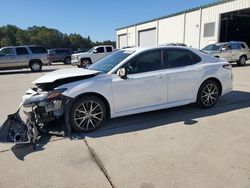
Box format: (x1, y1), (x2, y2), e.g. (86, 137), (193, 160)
(71, 45), (114, 68)
(0, 45), (49, 72)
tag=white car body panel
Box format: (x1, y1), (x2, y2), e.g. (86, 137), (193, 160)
(32, 46), (233, 119)
(33, 68), (100, 84)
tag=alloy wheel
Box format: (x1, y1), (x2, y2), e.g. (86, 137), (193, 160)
(74, 100), (104, 131)
(201, 83), (219, 107)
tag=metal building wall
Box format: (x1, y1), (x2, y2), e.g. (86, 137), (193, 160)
(184, 10), (201, 48)
(116, 0), (250, 49)
(158, 14), (185, 45)
(200, 0), (250, 48)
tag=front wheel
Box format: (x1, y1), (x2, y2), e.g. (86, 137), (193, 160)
(70, 96), (106, 132)
(237, 56), (247, 66)
(197, 80), (220, 108)
(80, 59), (91, 68)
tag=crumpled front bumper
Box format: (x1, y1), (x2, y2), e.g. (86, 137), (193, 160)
(0, 88), (72, 145)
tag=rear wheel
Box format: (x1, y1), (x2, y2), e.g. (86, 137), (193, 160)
(30, 61), (42, 72)
(237, 55), (247, 66)
(70, 96), (106, 132)
(197, 80), (220, 108)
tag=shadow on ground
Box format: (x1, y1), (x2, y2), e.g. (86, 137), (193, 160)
(3, 90), (250, 160)
(72, 90), (250, 138)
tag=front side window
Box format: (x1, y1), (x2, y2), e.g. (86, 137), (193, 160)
(125, 50), (161, 74)
(164, 49), (201, 68)
(0, 48), (14, 56)
(95, 47), (105, 53)
(222, 44), (231, 50)
(202, 44), (222, 51)
(16, 47), (29, 55)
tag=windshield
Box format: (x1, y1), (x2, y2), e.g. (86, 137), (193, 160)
(88, 50), (134, 73)
(88, 47), (95, 53)
(202, 44), (222, 51)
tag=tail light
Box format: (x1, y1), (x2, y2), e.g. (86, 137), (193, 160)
(223, 64), (232, 70)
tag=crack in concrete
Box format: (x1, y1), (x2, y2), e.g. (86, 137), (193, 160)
(83, 138), (116, 188)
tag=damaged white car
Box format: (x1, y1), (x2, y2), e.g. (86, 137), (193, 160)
(0, 46), (233, 145)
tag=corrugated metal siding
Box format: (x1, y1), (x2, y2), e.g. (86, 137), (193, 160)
(116, 0), (250, 49)
(158, 14), (185, 45)
(184, 10), (201, 48)
(200, 0), (250, 48)
(127, 27), (136, 47)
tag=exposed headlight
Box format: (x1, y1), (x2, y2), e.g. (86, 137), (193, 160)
(47, 88), (67, 99)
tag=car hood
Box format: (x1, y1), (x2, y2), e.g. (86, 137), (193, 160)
(203, 50), (219, 55)
(72, 52), (88, 56)
(34, 68), (100, 84)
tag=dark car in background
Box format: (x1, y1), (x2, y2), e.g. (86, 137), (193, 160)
(48, 48), (72, 64)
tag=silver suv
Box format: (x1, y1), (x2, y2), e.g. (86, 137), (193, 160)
(0, 45), (49, 72)
(202, 41), (250, 66)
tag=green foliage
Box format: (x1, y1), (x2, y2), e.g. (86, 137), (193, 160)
(0, 25), (116, 51)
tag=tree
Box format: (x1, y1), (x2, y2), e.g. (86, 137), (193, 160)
(0, 25), (116, 50)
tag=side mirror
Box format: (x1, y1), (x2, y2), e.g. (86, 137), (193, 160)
(117, 67), (127, 79)
(93, 50), (98, 53)
(221, 47), (227, 51)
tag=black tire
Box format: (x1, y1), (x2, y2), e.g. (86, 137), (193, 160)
(70, 96), (107, 132)
(196, 80), (220, 108)
(30, 61), (42, 72)
(237, 55), (247, 66)
(64, 57), (71, 64)
(81, 59), (91, 68)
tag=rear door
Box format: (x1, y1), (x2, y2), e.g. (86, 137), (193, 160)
(164, 48), (203, 103)
(15, 47), (29, 67)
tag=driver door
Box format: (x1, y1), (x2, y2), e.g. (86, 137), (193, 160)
(92, 47), (106, 62)
(111, 49), (167, 113)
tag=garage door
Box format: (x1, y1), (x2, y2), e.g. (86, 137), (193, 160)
(118, 34), (127, 49)
(139, 28), (156, 47)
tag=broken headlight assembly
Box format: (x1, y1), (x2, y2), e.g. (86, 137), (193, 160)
(0, 88), (70, 147)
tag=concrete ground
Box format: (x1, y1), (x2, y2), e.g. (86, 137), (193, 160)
(0, 62), (250, 188)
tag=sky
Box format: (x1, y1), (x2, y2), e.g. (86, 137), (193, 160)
(0, 0), (216, 41)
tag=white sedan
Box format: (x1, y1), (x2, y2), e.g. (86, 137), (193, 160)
(1, 46), (233, 143)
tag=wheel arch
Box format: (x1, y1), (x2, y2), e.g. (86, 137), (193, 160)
(80, 57), (92, 64)
(199, 77), (222, 96)
(29, 59), (42, 67)
(70, 92), (111, 119)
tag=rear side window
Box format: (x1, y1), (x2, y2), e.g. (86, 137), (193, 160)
(230, 43), (241, 50)
(125, 49), (162, 74)
(16, 47), (29, 55)
(106, 47), (113, 52)
(29, 46), (47, 54)
(163, 49), (201, 68)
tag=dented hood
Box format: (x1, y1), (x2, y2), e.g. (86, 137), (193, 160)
(34, 68), (100, 84)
